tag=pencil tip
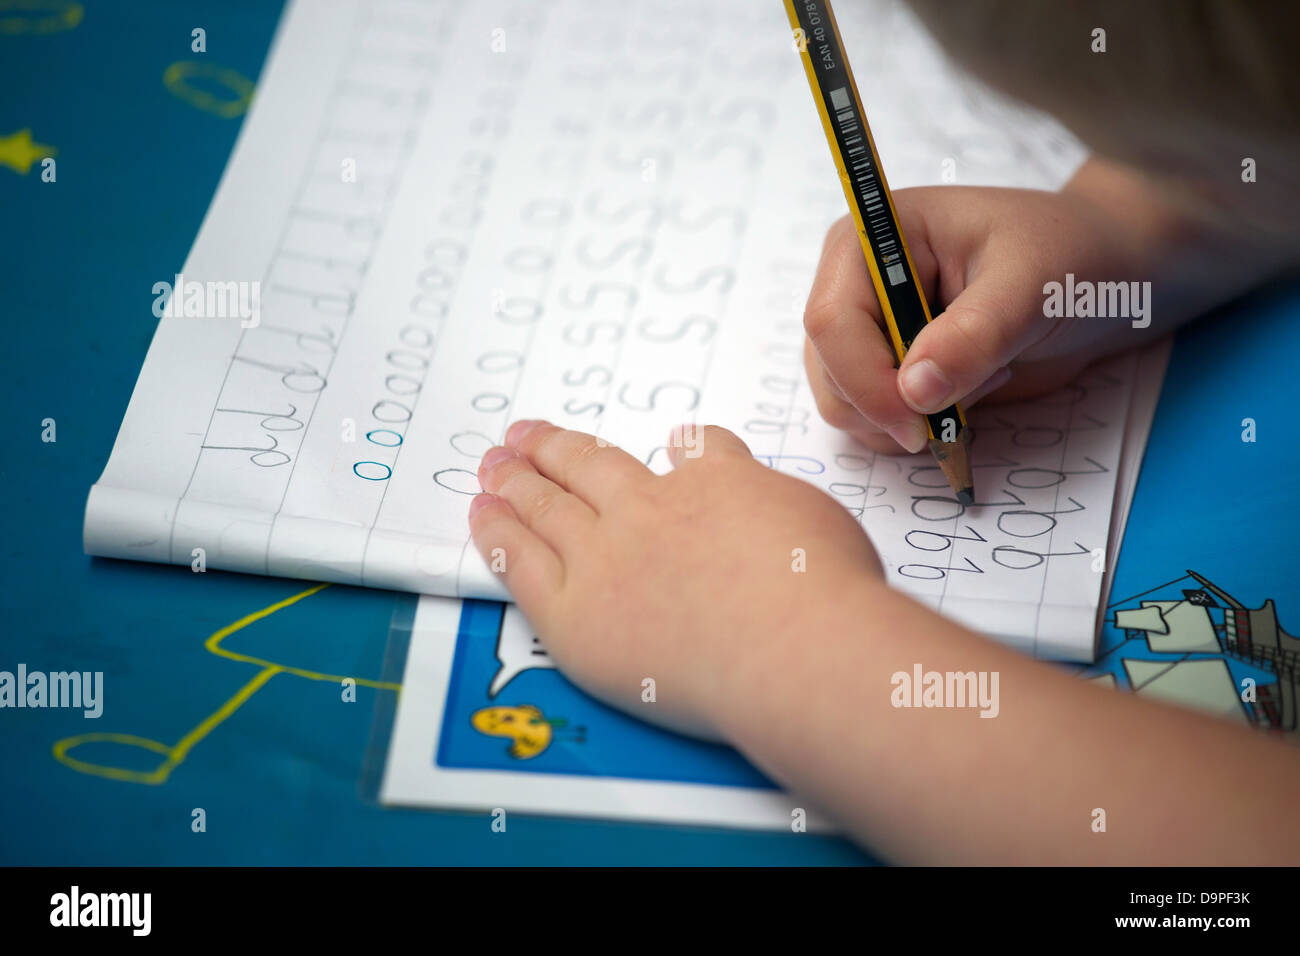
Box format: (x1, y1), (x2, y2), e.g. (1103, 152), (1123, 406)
(955, 487), (975, 506)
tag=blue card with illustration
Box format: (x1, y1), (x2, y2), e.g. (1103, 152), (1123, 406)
(436, 599), (774, 786)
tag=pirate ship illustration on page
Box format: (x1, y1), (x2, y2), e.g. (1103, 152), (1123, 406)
(1087, 571), (1299, 735)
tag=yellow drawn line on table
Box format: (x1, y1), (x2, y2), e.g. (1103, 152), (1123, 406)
(53, 583), (402, 785)
(0, 0), (83, 36)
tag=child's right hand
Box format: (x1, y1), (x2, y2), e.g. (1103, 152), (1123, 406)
(803, 164), (1178, 454)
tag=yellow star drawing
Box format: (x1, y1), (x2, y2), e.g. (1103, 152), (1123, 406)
(0, 128), (56, 175)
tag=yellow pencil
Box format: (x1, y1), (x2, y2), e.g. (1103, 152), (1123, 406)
(785, 0), (974, 502)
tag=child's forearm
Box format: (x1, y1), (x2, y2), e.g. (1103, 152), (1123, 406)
(716, 574), (1300, 863)
(1064, 156), (1300, 317)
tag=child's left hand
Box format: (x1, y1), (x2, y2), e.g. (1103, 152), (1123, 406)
(471, 424), (1300, 867)
(468, 419), (883, 740)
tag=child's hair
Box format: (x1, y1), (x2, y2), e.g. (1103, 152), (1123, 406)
(905, 0), (1300, 242)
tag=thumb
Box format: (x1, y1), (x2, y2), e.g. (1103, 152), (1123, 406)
(895, 261), (1056, 415)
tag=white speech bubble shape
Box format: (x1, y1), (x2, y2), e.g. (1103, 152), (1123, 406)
(488, 605), (555, 698)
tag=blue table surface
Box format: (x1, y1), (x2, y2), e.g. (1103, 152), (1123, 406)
(2, 1), (1296, 865)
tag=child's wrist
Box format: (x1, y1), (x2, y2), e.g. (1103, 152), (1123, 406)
(706, 571), (898, 745)
(1065, 156), (1290, 286)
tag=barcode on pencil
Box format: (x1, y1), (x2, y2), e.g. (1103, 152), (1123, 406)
(827, 86), (907, 286)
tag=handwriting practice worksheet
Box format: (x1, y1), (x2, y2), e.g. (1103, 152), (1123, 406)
(85, 0), (1164, 662)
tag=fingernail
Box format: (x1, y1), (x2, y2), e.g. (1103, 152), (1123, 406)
(469, 493), (496, 518)
(885, 419), (929, 454)
(898, 359), (952, 413)
(505, 419), (546, 445)
(480, 446), (517, 471)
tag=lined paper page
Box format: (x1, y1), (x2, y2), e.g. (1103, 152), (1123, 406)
(86, 0), (1136, 659)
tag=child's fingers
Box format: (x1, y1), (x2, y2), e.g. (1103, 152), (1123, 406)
(896, 254), (1054, 415)
(807, 336), (1015, 452)
(803, 216), (931, 454)
(976, 354), (1088, 403)
(805, 296), (929, 454)
(503, 420), (651, 512)
(803, 337), (921, 454)
(478, 445), (596, 550)
(467, 493), (564, 606)
(665, 424), (752, 467)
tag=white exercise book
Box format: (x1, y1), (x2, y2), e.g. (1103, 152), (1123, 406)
(84, 0), (1167, 662)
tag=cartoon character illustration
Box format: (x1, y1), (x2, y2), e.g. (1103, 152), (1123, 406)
(470, 705), (553, 759)
(1091, 570), (1299, 734)
(471, 705), (587, 759)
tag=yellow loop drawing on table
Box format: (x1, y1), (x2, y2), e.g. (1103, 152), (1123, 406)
(163, 61), (254, 118)
(0, 0), (83, 35)
(53, 583), (402, 785)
